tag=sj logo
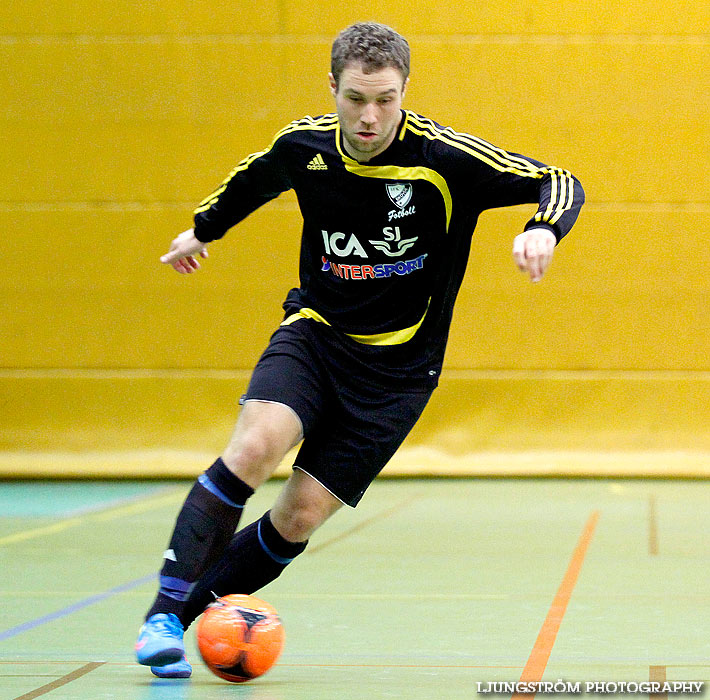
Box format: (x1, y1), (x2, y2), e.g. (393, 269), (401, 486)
(368, 226), (418, 257)
(321, 230), (368, 258)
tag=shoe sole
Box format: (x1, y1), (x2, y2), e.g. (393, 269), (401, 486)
(137, 647), (184, 667)
(151, 665), (192, 678)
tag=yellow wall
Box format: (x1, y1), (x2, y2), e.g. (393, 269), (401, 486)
(1, 1), (708, 470)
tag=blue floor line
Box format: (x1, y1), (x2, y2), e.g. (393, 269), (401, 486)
(0, 573), (156, 642)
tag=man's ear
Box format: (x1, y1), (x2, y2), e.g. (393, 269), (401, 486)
(401, 77), (409, 99)
(328, 72), (338, 97)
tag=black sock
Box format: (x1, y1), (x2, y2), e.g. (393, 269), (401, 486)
(145, 458), (254, 620)
(179, 510), (307, 628)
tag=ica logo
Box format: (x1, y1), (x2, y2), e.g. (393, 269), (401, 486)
(321, 230), (368, 258)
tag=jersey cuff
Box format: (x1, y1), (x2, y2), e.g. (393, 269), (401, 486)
(193, 223), (220, 244)
(523, 221), (560, 244)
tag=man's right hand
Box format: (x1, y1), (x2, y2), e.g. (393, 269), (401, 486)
(160, 229), (209, 274)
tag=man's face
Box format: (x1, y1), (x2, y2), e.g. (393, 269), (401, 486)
(330, 63), (407, 162)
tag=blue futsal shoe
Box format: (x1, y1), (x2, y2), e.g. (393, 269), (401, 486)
(151, 655), (192, 678)
(135, 613), (185, 667)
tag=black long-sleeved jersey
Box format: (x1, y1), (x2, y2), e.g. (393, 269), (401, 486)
(193, 110), (584, 390)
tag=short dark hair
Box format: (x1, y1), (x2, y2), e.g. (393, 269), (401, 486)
(331, 22), (410, 89)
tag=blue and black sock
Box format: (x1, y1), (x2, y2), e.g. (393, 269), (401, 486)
(145, 458), (254, 620)
(179, 510), (307, 628)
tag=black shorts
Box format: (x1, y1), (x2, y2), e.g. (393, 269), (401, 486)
(243, 319), (434, 506)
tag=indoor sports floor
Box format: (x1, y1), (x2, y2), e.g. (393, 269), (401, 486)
(1, 477), (708, 699)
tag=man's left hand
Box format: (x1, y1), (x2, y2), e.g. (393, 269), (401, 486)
(512, 228), (557, 283)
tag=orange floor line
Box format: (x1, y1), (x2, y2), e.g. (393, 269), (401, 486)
(511, 510), (600, 700)
(12, 662), (105, 700)
(649, 665), (668, 700)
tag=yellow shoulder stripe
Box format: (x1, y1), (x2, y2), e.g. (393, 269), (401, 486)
(406, 113), (539, 178)
(194, 115), (338, 215)
(404, 113), (575, 228)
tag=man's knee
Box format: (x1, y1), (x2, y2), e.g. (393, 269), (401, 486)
(223, 432), (272, 470)
(270, 472), (343, 541)
(221, 402), (302, 485)
(271, 504), (323, 542)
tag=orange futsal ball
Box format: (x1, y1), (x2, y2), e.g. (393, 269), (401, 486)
(196, 594), (285, 683)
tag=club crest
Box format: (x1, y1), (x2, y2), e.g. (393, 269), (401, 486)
(386, 183), (413, 210)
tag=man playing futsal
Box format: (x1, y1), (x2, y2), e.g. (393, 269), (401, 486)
(136, 22), (584, 677)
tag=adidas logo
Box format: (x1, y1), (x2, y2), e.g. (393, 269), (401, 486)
(307, 153), (328, 171)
